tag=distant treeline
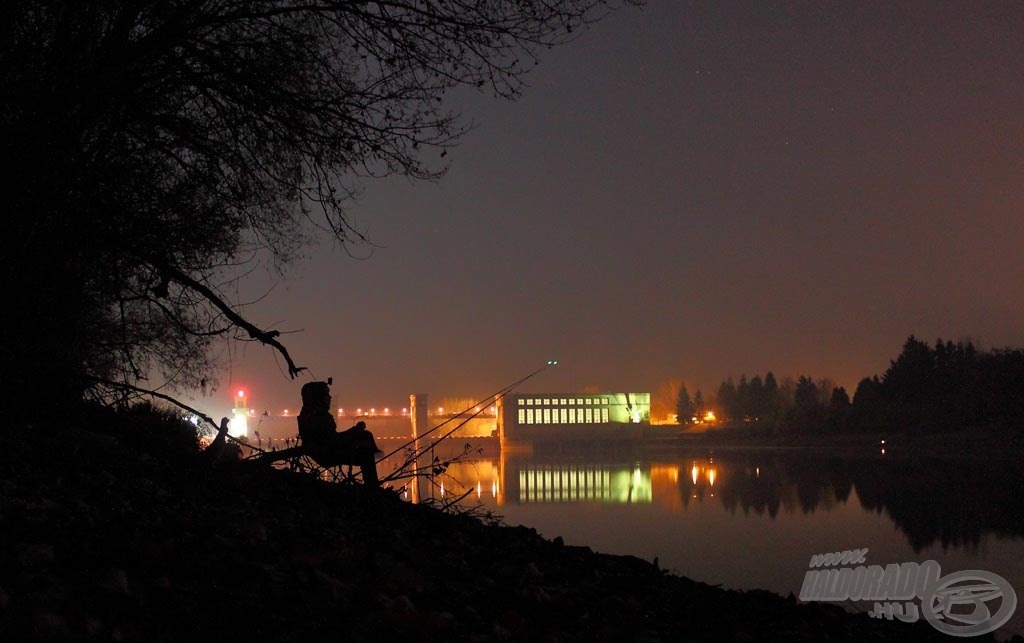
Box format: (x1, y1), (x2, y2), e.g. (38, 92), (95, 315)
(678, 336), (1024, 433)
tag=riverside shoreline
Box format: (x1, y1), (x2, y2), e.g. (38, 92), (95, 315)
(1, 419), (1019, 642)
(649, 425), (1024, 459)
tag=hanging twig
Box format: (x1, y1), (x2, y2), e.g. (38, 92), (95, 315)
(155, 261), (307, 379)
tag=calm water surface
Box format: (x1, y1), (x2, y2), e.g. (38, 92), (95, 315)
(383, 444), (1024, 639)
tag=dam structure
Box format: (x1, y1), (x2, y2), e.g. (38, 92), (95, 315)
(233, 391), (653, 451)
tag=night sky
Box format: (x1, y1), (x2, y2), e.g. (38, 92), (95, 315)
(207, 2), (1024, 418)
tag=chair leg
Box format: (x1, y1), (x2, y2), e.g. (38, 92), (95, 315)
(361, 459), (379, 486)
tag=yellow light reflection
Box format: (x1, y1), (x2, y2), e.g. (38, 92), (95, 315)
(691, 463), (698, 485)
(514, 465), (651, 504)
(650, 465), (679, 483)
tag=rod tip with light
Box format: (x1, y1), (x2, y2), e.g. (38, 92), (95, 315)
(547, 359), (559, 365)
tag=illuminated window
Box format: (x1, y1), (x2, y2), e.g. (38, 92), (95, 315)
(526, 398), (533, 405)
(602, 408), (609, 422)
(586, 398), (592, 404)
(543, 399), (551, 405)
(543, 408), (551, 424)
(526, 409), (534, 424)
(560, 408), (568, 424)
(560, 398), (567, 405)
(518, 409), (525, 424)
(602, 398), (609, 405)
(585, 408), (593, 423)
(569, 408), (577, 423)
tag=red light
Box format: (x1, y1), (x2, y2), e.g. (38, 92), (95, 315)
(237, 390), (245, 398)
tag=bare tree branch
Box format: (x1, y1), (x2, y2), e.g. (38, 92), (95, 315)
(157, 262), (307, 378)
(1, 0), (640, 418)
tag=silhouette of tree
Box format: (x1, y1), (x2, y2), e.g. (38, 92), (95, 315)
(736, 374), (750, 419)
(674, 385), (694, 424)
(880, 335), (936, 431)
(2, 0), (637, 418)
(826, 385), (851, 432)
(697, 337), (1023, 436)
(747, 375), (765, 420)
(717, 378), (739, 422)
(762, 371), (780, 422)
(784, 375), (825, 433)
(849, 376), (885, 433)
(987, 347), (1024, 423)
(841, 336), (1024, 434)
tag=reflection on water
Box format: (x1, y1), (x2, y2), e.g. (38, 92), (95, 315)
(513, 464), (652, 503)
(380, 445), (1024, 638)
(388, 448), (1024, 553)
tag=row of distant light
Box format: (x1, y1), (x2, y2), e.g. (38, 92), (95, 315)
(254, 406), (498, 417)
(234, 390), (495, 418)
(332, 407), (409, 417)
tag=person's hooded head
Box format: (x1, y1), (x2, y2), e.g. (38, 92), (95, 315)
(300, 381), (331, 413)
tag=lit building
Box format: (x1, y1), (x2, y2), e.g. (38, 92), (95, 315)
(496, 392), (651, 444)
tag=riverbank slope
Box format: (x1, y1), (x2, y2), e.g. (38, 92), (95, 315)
(1, 416), (1017, 642)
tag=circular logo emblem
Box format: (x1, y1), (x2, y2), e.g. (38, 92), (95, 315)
(922, 570), (1017, 637)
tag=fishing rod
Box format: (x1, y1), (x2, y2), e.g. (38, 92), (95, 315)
(377, 398), (496, 485)
(405, 367), (551, 457)
(375, 360), (559, 466)
(376, 360), (557, 463)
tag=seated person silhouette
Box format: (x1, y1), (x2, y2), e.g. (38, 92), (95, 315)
(297, 381), (380, 486)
